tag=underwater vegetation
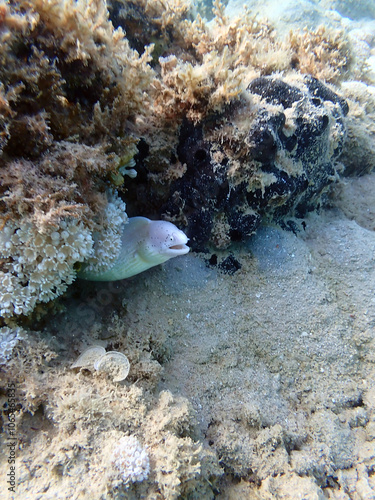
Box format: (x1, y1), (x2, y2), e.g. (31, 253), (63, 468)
(0, 0), (374, 319)
(1, 0), (375, 498)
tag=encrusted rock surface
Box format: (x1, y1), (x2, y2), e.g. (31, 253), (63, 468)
(158, 76), (349, 250)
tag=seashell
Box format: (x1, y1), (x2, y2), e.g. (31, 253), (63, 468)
(71, 346), (106, 369)
(94, 351), (130, 382)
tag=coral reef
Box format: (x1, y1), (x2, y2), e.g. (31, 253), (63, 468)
(1, 1), (375, 495)
(0, 0), (153, 319)
(1, 0), (371, 316)
(111, 435), (150, 485)
(0, 316), (222, 498)
(2, 211), (375, 498)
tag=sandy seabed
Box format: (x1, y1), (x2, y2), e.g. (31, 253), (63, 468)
(1, 173), (374, 499)
(0, 0), (375, 497)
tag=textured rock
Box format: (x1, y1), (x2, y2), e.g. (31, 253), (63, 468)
(161, 76), (348, 250)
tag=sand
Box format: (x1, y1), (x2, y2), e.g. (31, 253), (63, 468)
(2, 173), (374, 499)
(1, 0), (375, 497)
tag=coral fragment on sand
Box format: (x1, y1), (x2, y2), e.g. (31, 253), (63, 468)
(111, 435), (150, 485)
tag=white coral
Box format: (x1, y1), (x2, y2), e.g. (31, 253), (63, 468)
(0, 191), (128, 317)
(0, 326), (26, 364)
(112, 435), (150, 485)
(82, 191), (128, 275)
(0, 219), (93, 317)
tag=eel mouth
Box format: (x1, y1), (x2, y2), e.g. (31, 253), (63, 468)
(168, 243), (190, 254)
(170, 243), (188, 251)
(167, 233), (190, 255)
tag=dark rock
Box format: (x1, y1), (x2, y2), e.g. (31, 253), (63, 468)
(248, 77), (304, 108)
(304, 75), (349, 116)
(134, 76), (348, 251)
(218, 255), (242, 275)
(207, 254), (218, 267)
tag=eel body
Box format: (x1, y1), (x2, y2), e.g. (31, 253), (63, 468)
(79, 217), (189, 281)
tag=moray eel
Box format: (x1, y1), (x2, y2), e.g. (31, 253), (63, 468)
(79, 217), (190, 281)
